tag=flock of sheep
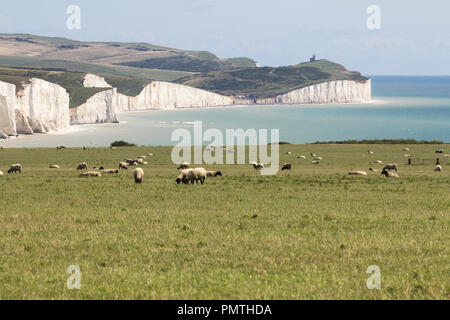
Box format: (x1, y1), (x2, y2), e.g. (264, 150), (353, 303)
(0, 146), (446, 184)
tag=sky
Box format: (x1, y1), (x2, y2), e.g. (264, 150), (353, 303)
(1, 0), (450, 75)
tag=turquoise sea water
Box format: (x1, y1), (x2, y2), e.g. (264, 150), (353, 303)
(1, 76), (449, 147)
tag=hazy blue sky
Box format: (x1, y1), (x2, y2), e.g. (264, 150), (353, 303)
(1, 0), (449, 75)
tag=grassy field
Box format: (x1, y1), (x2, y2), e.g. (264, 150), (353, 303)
(0, 144), (448, 299)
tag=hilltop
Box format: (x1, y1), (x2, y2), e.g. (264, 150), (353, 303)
(177, 59), (368, 98)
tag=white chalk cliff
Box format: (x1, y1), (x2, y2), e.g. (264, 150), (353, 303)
(0, 73), (371, 139)
(0, 78), (70, 137)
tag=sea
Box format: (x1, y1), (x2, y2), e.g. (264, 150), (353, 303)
(1, 76), (449, 147)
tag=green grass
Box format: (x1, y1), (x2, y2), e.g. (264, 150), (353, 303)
(0, 144), (448, 299)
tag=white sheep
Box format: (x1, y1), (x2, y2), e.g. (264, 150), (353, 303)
(368, 150), (375, 155)
(119, 162), (128, 170)
(80, 171), (102, 177)
(186, 168), (207, 185)
(49, 165), (60, 169)
(403, 147), (410, 151)
(134, 168), (144, 184)
(286, 152), (292, 155)
(348, 171), (368, 176)
(176, 169), (192, 184)
(298, 156), (306, 159)
(373, 160), (383, 164)
(312, 160), (320, 165)
(314, 157), (323, 161)
(0, 170), (3, 176)
(250, 162), (264, 170)
(103, 169), (119, 174)
(381, 169), (399, 178)
(434, 165), (442, 172)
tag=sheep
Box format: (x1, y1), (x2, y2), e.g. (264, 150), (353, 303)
(80, 171), (102, 177)
(434, 165), (443, 172)
(368, 150), (375, 155)
(383, 163), (398, 171)
(310, 153), (317, 158)
(0, 170), (3, 176)
(49, 165), (60, 169)
(206, 170), (223, 177)
(436, 149), (444, 154)
(369, 168), (378, 173)
(8, 164), (22, 174)
(286, 152), (292, 155)
(348, 171), (368, 176)
(56, 145), (66, 150)
(136, 158), (145, 165)
(403, 154), (411, 158)
(133, 168), (144, 184)
(281, 163), (292, 171)
(186, 168), (207, 185)
(381, 169), (399, 178)
(148, 153), (154, 157)
(314, 157), (323, 161)
(176, 169), (192, 184)
(137, 156), (146, 159)
(103, 169), (119, 174)
(312, 160), (320, 165)
(444, 154), (450, 157)
(125, 159), (139, 166)
(77, 162), (88, 171)
(178, 162), (190, 170)
(373, 160), (383, 164)
(403, 147), (410, 151)
(298, 156), (306, 159)
(250, 162), (264, 170)
(119, 162), (128, 170)
(111, 147), (116, 150)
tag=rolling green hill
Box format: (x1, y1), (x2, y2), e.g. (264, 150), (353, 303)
(177, 60), (369, 98)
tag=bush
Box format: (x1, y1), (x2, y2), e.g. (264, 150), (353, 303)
(111, 140), (136, 147)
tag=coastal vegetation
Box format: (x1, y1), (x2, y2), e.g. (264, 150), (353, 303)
(0, 144), (448, 299)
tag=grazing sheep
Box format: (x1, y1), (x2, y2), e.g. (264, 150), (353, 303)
(8, 164), (22, 174)
(383, 163), (398, 171)
(186, 168), (207, 185)
(250, 162), (264, 170)
(434, 165), (443, 172)
(404, 154), (411, 157)
(143, 161), (148, 165)
(436, 149), (444, 154)
(444, 154), (449, 157)
(119, 162), (128, 170)
(80, 171), (102, 177)
(103, 169), (119, 174)
(314, 157), (323, 161)
(56, 145), (66, 150)
(368, 150), (375, 154)
(312, 160), (320, 165)
(206, 170), (223, 177)
(286, 152), (292, 155)
(137, 156), (146, 159)
(148, 153), (154, 157)
(176, 169), (192, 184)
(111, 147), (116, 150)
(310, 153), (317, 158)
(83, 146), (87, 150)
(373, 160), (383, 164)
(77, 162), (88, 171)
(49, 165), (60, 169)
(133, 168), (144, 184)
(403, 147), (410, 151)
(178, 162), (190, 170)
(126, 159), (138, 166)
(137, 158), (145, 165)
(298, 156), (306, 159)
(348, 171), (368, 176)
(369, 168), (378, 173)
(0, 170), (3, 176)
(381, 169), (399, 178)
(281, 163), (292, 171)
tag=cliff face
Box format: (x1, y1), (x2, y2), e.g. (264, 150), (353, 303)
(83, 74), (112, 88)
(70, 88), (119, 125)
(257, 79), (372, 105)
(117, 81), (235, 111)
(0, 79), (70, 137)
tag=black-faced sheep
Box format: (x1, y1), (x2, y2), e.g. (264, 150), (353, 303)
(383, 164), (398, 171)
(178, 162), (190, 170)
(176, 169), (192, 184)
(250, 162), (264, 170)
(77, 162), (88, 171)
(281, 163), (292, 171)
(8, 164), (22, 173)
(206, 170), (222, 177)
(134, 168), (144, 184)
(119, 162), (128, 170)
(381, 169), (399, 178)
(186, 168), (207, 185)
(434, 165), (443, 172)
